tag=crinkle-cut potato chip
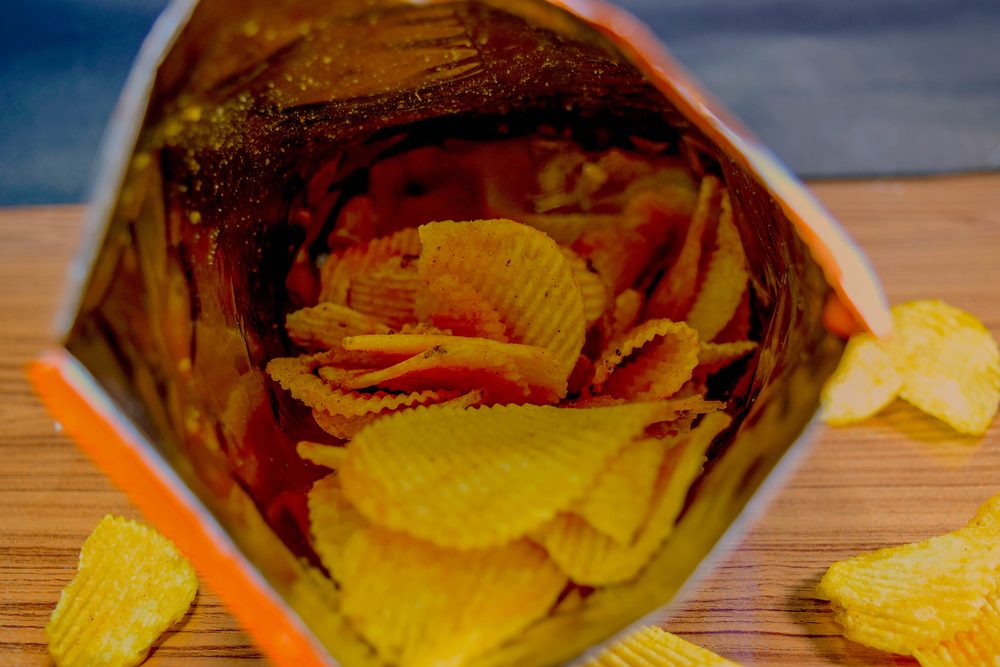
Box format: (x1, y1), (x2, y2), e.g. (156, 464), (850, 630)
(268, 353), (453, 418)
(312, 408), (383, 440)
(46, 515), (197, 667)
(418, 219), (586, 382)
(308, 474), (368, 581)
(574, 438), (667, 545)
(341, 336), (561, 403)
(319, 227), (421, 303)
(340, 527), (566, 667)
(603, 288), (644, 342)
(683, 192), (749, 341)
(340, 402), (668, 549)
(286, 302), (391, 350)
(572, 226), (650, 296)
(644, 175), (721, 321)
(561, 247), (611, 327)
(816, 511), (1000, 654)
(522, 212), (621, 245)
(893, 300), (999, 435)
(592, 319), (700, 400)
(416, 274), (509, 341)
(286, 563), (382, 667)
(346, 257), (420, 329)
(820, 333), (902, 426)
(585, 625), (742, 667)
(913, 590), (1000, 667)
(535, 412), (730, 585)
(297, 441), (348, 469)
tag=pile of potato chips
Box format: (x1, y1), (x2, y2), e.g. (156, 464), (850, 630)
(265, 144), (759, 666)
(821, 299), (999, 435)
(818, 494), (1000, 666)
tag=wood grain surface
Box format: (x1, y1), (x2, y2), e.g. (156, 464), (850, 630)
(1, 174), (998, 666)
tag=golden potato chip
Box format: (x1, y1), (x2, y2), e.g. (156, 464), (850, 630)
(286, 302), (392, 350)
(297, 440), (348, 469)
(46, 515), (197, 667)
(893, 300), (999, 435)
(913, 590), (1000, 667)
(684, 192), (749, 341)
(698, 340), (757, 373)
(535, 412), (730, 585)
(415, 274), (509, 341)
(268, 354), (453, 417)
(820, 333), (901, 425)
(585, 625), (741, 667)
(342, 334), (564, 403)
(574, 438), (667, 545)
(347, 256), (420, 329)
(592, 319), (700, 400)
(604, 288), (644, 341)
(319, 227), (421, 303)
(312, 408), (383, 440)
(572, 226), (650, 296)
(522, 212), (620, 245)
(308, 474), (368, 581)
(644, 175), (721, 321)
(418, 219), (586, 383)
(340, 402), (668, 549)
(816, 519), (1000, 654)
(340, 527), (566, 667)
(561, 247), (611, 328)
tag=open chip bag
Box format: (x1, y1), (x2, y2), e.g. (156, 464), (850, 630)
(30, 0), (890, 665)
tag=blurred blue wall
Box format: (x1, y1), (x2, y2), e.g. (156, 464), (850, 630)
(2, 0), (998, 204)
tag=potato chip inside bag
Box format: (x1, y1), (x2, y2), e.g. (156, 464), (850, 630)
(592, 318), (700, 400)
(319, 227), (421, 304)
(535, 412), (730, 585)
(268, 353), (455, 418)
(297, 441), (348, 469)
(573, 437), (667, 545)
(346, 256), (420, 329)
(286, 302), (391, 350)
(820, 332), (902, 425)
(817, 510), (1000, 654)
(585, 625), (742, 667)
(644, 175), (721, 321)
(893, 300), (999, 435)
(561, 247), (611, 328)
(340, 527), (566, 667)
(418, 219), (586, 383)
(340, 401), (669, 549)
(47, 516), (197, 667)
(308, 474), (369, 581)
(339, 335), (562, 403)
(415, 274), (509, 341)
(683, 192), (750, 341)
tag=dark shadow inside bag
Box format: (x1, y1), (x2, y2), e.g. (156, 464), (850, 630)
(64, 0), (842, 664)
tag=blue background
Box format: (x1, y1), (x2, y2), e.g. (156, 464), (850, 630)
(2, 0), (999, 204)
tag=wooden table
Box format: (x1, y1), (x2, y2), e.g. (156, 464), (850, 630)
(2, 174), (998, 666)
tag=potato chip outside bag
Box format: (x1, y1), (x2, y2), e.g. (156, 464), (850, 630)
(46, 516), (198, 667)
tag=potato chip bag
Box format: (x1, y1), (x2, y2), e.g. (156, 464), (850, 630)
(47, 516), (197, 667)
(340, 402), (668, 549)
(340, 527), (565, 667)
(585, 625), (741, 667)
